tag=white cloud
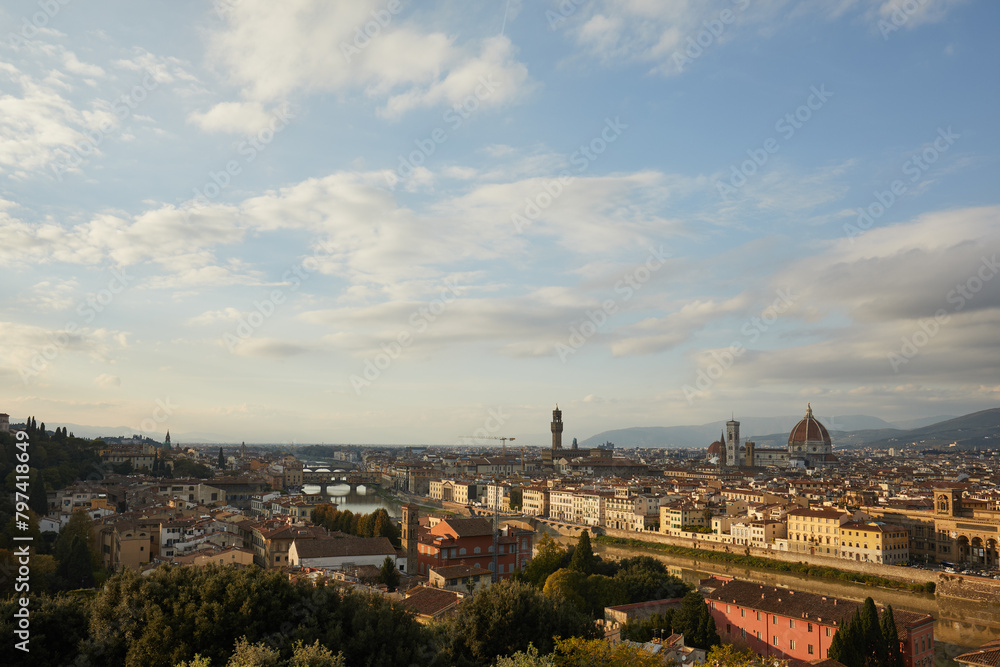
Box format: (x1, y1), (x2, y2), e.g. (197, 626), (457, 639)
(188, 100), (274, 134)
(206, 0), (534, 117)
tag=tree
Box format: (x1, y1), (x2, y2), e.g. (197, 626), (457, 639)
(57, 536), (96, 588)
(542, 568), (588, 613)
(706, 644), (791, 667)
(218, 448), (226, 470)
(437, 579), (598, 664)
(551, 636), (672, 667)
(519, 532), (568, 588)
(829, 598), (901, 667)
(568, 530), (595, 575)
(379, 556), (400, 592)
(881, 606), (904, 667)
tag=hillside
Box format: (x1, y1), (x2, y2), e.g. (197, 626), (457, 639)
(579, 408), (1000, 450)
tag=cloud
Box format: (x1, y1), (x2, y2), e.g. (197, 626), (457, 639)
(94, 373), (122, 388)
(206, 0), (534, 117)
(188, 100), (275, 133)
(228, 337), (309, 358)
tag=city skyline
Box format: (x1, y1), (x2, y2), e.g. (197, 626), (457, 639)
(2, 0), (999, 443)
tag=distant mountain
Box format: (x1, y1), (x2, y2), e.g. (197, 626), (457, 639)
(45, 422), (229, 444)
(579, 409), (999, 450)
(579, 414), (898, 449)
(865, 408), (1000, 450)
(890, 415), (958, 430)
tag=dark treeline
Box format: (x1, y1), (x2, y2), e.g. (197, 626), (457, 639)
(310, 504), (400, 546)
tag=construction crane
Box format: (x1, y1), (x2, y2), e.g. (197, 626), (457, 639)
(459, 434), (515, 457)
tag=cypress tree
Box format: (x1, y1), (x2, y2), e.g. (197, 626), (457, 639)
(569, 530), (595, 574)
(881, 606), (904, 667)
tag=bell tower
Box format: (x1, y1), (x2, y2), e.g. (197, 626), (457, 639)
(551, 405), (563, 450)
(401, 503), (419, 573)
(726, 417), (740, 467)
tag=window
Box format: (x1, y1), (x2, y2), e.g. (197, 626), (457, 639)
(742, 629), (747, 639)
(772, 616), (776, 625)
(826, 627), (831, 637)
(756, 631), (762, 641)
(808, 623), (813, 632)
(773, 636), (779, 647)
(459, 548), (467, 556)
(474, 546), (481, 554)
(809, 645), (814, 655)
(756, 611), (761, 621)
(741, 609), (746, 617)
(790, 619), (795, 628)
(790, 640), (796, 650)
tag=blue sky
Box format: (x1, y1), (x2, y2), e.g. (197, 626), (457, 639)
(1, 0), (998, 444)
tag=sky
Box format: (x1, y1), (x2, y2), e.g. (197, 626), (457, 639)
(1, 0), (998, 445)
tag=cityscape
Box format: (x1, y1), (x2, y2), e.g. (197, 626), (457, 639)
(3, 1), (1000, 666)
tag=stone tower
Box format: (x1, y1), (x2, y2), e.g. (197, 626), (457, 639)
(551, 405), (563, 451)
(401, 503), (419, 573)
(726, 418), (740, 467)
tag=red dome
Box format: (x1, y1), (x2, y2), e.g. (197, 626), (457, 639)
(788, 404), (831, 446)
(707, 441), (724, 455)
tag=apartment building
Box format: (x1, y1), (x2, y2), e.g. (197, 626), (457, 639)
(837, 521), (909, 565)
(521, 485), (550, 517)
(705, 578), (935, 667)
(786, 507), (851, 556)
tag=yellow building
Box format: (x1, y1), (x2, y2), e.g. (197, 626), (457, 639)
(838, 521), (909, 565)
(786, 507), (850, 556)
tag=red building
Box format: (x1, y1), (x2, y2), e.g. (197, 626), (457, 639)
(703, 578), (934, 667)
(416, 516), (532, 579)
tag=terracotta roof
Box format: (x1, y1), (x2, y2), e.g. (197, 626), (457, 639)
(705, 579), (933, 636)
(292, 536), (396, 560)
(433, 517), (494, 538)
(401, 586), (461, 618)
(956, 640), (1000, 667)
(788, 404), (832, 445)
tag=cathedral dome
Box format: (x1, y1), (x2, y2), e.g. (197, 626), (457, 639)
(707, 441), (724, 455)
(788, 403), (831, 446)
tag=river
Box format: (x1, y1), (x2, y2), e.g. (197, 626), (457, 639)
(301, 483), (401, 516)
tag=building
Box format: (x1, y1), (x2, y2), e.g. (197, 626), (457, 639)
(288, 536), (400, 571)
(401, 586), (463, 624)
(865, 488), (1000, 567)
(428, 564), (492, 592)
(786, 507), (851, 556)
(522, 485), (550, 517)
(723, 404), (838, 471)
(704, 578), (934, 667)
(837, 521), (909, 565)
(0, 413), (9, 432)
(542, 405), (564, 467)
(954, 639), (1000, 667)
(415, 516), (531, 579)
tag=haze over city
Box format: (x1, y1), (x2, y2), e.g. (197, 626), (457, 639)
(2, 0), (999, 444)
